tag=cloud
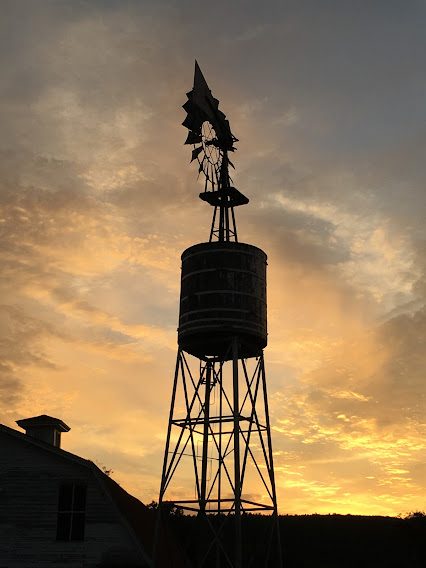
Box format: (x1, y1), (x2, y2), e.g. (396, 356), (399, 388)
(1, 0), (426, 516)
(268, 297), (426, 514)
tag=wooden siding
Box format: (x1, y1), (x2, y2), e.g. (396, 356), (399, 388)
(0, 431), (149, 567)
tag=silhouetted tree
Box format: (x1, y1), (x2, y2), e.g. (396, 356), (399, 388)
(147, 500), (184, 517)
(94, 460), (114, 477)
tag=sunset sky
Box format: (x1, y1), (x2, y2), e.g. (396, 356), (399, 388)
(2, 0), (426, 516)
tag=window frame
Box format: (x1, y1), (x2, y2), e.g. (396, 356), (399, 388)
(56, 483), (87, 541)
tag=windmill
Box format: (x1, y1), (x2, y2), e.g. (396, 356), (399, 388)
(155, 62), (281, 568)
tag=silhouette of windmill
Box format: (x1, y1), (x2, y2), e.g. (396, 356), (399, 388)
(154, 62), (282, 568)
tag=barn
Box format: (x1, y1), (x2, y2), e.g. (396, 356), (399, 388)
(0, 415), (180, 568)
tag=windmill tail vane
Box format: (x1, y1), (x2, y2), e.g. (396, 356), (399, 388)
(183, 61), (238, 154)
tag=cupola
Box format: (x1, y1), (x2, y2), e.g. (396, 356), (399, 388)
(16, 415), (70, 448)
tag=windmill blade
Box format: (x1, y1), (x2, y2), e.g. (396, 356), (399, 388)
(198, 156), (206, 174)
(182, 112), (203, 133)
(191, 146), (203, 162)
(185, 131), (202, 145)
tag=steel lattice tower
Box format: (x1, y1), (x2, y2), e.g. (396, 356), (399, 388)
(154, 62), (282, 568)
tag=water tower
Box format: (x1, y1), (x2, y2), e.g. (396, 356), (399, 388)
(155, 62), (281, 568)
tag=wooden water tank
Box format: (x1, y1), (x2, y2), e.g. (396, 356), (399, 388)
(178, 242), (267, 359)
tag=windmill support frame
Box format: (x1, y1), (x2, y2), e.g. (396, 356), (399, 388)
(155, 341), (282, 568)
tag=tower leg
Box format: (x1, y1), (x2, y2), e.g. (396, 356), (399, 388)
(261, 356), (283, 568)
(200, 361), (212, 514)
(232, 338), (242, 568)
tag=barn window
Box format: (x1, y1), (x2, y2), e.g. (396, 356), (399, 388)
(56, 483), (87, 541)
